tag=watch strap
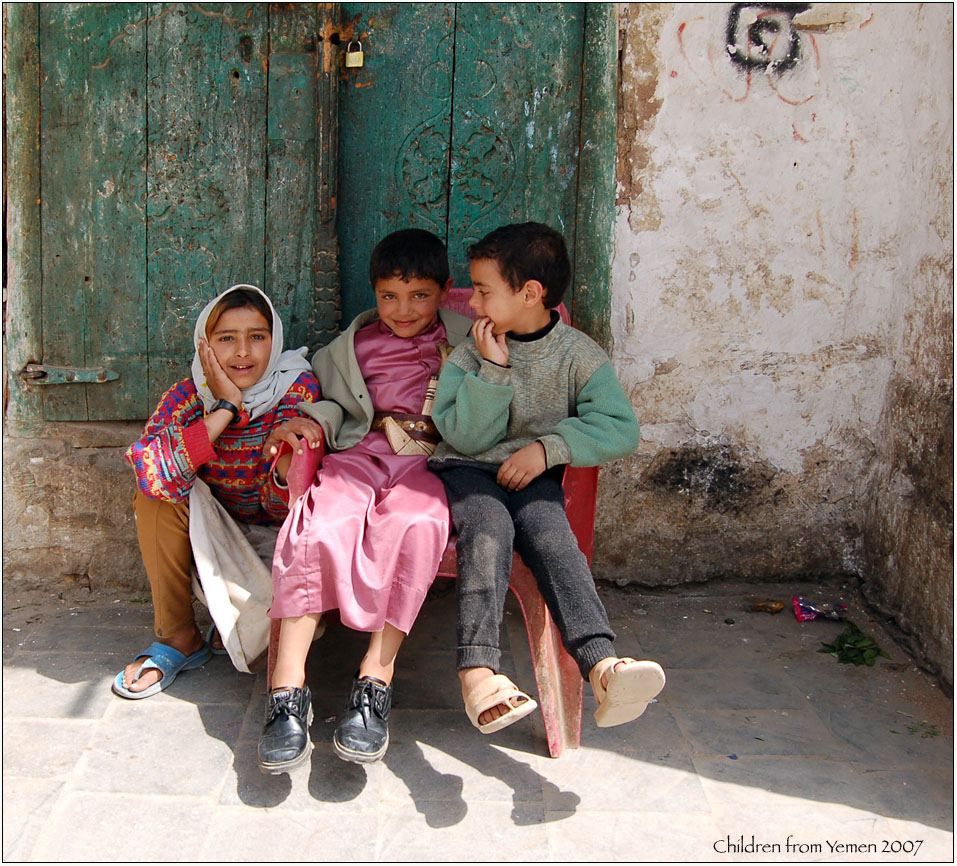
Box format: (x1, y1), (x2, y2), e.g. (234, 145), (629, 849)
(210, 399), (241, 419)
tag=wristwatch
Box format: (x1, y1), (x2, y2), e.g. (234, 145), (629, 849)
(210, 399), (241, 420)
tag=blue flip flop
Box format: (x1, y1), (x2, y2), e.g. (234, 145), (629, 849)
(112, 641), (213, 700)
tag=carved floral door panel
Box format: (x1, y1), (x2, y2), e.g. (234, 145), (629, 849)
(336, 3), (585, 323)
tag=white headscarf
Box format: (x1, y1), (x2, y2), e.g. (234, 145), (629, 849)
(191, 284), (312, 421)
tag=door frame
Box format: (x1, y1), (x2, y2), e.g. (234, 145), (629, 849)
(572, 3), (617, 350)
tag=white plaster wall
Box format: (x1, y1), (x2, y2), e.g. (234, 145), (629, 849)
(603, 3), (953, 678)
(613, 3), (950, 478)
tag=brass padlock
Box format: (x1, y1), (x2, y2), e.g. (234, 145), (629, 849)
(345, 40), (364, 68)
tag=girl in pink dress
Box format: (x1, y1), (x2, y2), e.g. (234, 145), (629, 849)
(257, 230), (473, 773)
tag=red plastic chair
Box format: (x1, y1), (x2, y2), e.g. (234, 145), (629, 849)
(267, 289), (597, 757)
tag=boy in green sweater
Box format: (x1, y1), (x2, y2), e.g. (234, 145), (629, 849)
(430, 222), (666, 734)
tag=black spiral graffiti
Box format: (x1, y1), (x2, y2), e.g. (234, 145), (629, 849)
(726, 3), (811, 73)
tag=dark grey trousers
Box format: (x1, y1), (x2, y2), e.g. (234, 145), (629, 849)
(435, 463), (616, 680)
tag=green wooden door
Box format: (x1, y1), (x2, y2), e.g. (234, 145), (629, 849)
(336, 2), (589, 324)
(6, 2), (614, 423)
(9, 2), (339, 422)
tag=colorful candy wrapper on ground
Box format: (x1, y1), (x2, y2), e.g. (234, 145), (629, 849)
(792, 597), (847, 622)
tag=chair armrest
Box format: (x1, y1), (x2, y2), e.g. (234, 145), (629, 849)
(270, 434), (326, 504)
(561, 465), (599, 565)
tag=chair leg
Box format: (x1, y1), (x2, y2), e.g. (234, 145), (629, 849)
(508, 560), (583, 758)
(266, 617), (282, 691)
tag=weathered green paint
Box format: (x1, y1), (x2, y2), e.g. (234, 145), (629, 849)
(266, 2), (342, 350)
(267, 4), (323, 350)
(572, 3), (617, 349)
(311, 3), (343, 345)
(337, 2), (590, 318)
(145, 3), (269, 410)
(10, 3), (340, 421)
(448, 4), (584, 287)
(6, 2), (615, 422)
(39, 3), (148, 420)
(337, 2), (455, 323)
(3, 3), (44, 430)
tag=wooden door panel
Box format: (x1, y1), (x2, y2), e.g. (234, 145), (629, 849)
(266, 3), (341, 352)
(336, 2), (455, 324)
(24, 3), (336, 421)
(145, 2), (269, 411)
(447, 4), (584, 290)
(39, 3), (149, 420)
(335, 2), (584, 310)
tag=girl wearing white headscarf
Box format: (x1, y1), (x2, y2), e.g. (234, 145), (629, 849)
(114, 285), (320, 699)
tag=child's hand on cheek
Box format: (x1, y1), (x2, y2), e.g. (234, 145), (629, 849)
(199, 339), (243, 406)
(497, 442), (547, 491)
(472, 317), (509, 367)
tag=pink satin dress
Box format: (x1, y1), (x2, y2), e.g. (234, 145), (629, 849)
(269, 318), (450, 634)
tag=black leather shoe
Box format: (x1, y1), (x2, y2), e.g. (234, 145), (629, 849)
(258, 686), (313, 774)
(333, 675), (392, 764)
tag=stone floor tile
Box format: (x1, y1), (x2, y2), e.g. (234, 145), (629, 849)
(576, 704), (693, 762)
(2, 579), (951, 862)
(598, 619), (646, 660)
(662, 666), (809, 710)
(845, 766), (954, 825)
(159, 656), (258, 706)
(2, 718), (97, 778)
(19, 622), (147, 655)
(198, 804), (381, 861)
(693, 754), (863, 809)
(632, 622), (772, 666)
(3, 653), (118, 719)
(822, 703), (954, 767)
(545, 808), (729, 862)
(674, 707), (841, 757)
(2, 777), (65, 861)
(56, 599), (158, 629)
(393, 650), (466, 710)
(380, 710), (553, 807)
(220, 740), (387, 811)
(538, 745), (710, 813)
(376, 799), (552, 860)
(31, 791), (213, 862)
(399, 579), (459, 650)
(73, 701), (241, 796)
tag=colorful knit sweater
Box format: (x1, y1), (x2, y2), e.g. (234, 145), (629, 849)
(126, 372), (320, 525)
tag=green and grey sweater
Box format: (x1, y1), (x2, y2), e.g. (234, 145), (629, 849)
(431, 318), (639, 469)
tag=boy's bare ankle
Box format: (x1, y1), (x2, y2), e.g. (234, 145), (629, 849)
(459, 666), (495, 691)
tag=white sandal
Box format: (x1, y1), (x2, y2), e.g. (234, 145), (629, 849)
(464, 674), (539, 734)
(590, 657), (665, 727)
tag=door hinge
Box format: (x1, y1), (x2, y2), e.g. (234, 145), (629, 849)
(19, 363), (119, 385)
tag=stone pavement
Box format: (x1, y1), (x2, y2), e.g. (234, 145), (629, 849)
(3, 577), (952, 862)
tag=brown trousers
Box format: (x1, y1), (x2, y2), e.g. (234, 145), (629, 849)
(133, 488), (196, 639)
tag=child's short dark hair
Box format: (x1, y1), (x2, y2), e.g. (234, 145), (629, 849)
(369, 228), (450, 288)
(466, 222), (571, 309)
